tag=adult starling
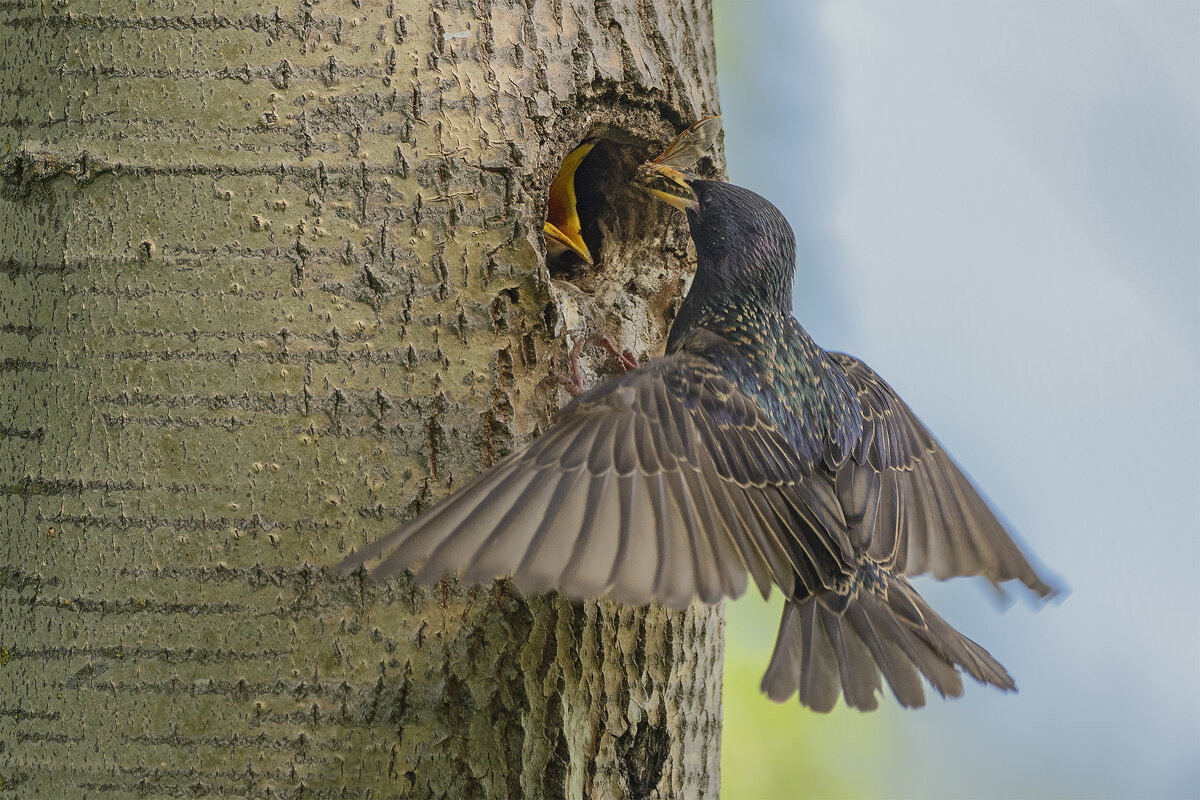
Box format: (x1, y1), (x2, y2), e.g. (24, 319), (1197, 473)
(341, 171), (1055, 712)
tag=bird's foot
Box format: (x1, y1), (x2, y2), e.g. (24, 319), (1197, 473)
(551, 336), (588, 397)
(544, 335), (639, 397)
(595, 335), (639, 373)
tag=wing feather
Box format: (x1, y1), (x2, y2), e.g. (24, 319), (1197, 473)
(606, 470), (660, 606)
(679, 462), (740, 599)
(557, 472), (622, 596)
(340, 353), (855, 607)
(466, 466), (586, 585)
(829, 352), (1055, 596)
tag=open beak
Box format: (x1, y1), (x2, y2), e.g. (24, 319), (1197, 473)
(639, 163), (699, 212)
(544, 142), (596, 264)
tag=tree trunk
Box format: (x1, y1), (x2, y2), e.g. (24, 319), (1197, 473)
(0, 2), (723, 798)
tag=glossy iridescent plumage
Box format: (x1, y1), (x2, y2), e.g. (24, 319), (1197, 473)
(340, 178), (1055, 712)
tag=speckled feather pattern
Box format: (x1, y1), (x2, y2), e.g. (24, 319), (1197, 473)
(672, 300), (862, 467)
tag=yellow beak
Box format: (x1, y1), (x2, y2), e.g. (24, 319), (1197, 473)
(543, 142), (596, 264)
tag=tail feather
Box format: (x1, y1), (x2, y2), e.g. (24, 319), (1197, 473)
(818, 604), (882, 711)
(797, 602), (841, 712)
(844, 599), (926, 708)
(762, 568), (1014, 712)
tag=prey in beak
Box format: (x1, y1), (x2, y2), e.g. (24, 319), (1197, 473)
(640, 162), (700, 212)
(636, 115), (722, 212)
(544, 142), (596, 264)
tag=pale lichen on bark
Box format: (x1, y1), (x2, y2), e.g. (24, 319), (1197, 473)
(0, 1), (723, 797)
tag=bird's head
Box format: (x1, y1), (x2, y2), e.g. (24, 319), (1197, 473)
(644, 167), (796, 312)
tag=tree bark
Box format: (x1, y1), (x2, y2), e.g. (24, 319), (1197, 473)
(0, 1), (723, 798)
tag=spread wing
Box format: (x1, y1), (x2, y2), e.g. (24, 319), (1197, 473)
(828, 352), (1055, 596)
(339, 354), (855, 608)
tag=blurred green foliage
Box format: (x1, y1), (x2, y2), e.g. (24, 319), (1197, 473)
(720, 593), (893, 799)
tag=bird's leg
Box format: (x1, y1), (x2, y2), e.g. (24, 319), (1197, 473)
(595, 334), (639, 373)
(545, 335), (638, 398)
(549, 335), (588, 397)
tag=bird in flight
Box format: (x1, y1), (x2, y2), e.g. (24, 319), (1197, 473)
(341, 138), (1055, 712)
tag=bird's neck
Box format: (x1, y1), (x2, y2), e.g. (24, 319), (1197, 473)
(667, 249), (794, 351)
(667, 284), (788, 356)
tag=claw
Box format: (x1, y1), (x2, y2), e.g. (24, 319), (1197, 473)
(543, 335), (640, 398)
(596, 335), (639, 373)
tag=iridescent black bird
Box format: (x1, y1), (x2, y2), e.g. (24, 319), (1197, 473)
(340, 170), (1055, 712)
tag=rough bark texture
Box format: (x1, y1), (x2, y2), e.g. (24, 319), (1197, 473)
(0, 1), (724, 798)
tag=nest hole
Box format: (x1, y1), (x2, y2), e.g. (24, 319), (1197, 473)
(544, 131), (716, 280)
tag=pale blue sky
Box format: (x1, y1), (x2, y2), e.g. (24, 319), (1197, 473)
(715, 2), (1200, 797)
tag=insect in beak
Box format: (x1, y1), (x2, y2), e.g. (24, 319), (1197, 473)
(640, 164), (700, 212)
(635, 115), (721, 212)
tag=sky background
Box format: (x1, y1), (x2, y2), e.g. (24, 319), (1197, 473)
(711, 2), (1200, 798)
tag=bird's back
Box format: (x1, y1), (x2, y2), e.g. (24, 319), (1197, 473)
(667, 296), (862, 469)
